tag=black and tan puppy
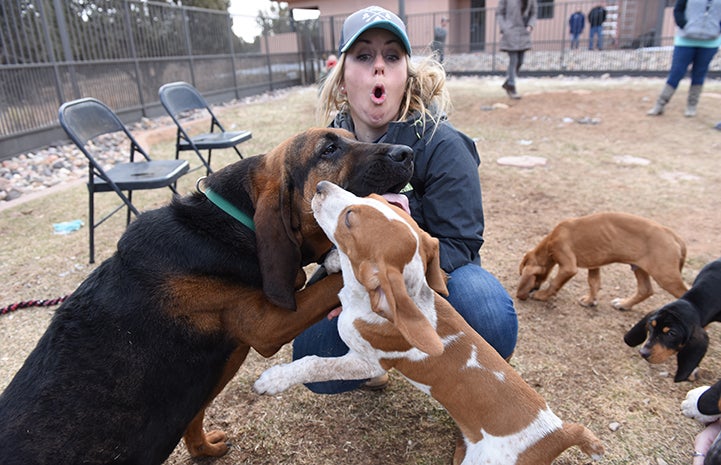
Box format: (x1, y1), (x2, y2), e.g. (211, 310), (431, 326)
(624, 258), (721, 382)
(0, 128), (413, 465)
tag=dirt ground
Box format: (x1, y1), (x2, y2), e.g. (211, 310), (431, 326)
(1, 76), (721, 464)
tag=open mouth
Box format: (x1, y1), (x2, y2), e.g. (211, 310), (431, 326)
(371, 84), (386, 104)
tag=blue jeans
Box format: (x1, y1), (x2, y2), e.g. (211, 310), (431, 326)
(570, 32), (581, 49)
(589, 25), (603, 50)
(666, 45), (719, 88)
(292, 263), (518, 394)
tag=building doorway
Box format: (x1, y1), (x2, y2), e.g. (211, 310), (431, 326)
(470, 0), (486, 51)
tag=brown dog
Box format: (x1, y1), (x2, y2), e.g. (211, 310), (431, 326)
(255, 182), (604, 464)
(517, 212), (688, 310)
(0, 128), (413, 465)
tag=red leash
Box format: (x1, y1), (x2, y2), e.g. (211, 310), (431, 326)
(1, 295), (69, 315)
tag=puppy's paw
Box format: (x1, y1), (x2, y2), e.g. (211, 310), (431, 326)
(323, 248), (341, 274)
(578, 295), (598, 307)
(611, 298), (631, 311)
(682, 386), (721, 424)
(530, 289), (552, 301)
(253, 365), (295, 395)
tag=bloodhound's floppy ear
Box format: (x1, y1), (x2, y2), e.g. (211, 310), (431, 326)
(623, 311), (654, 347)
(675, 326), (709, 382)
(367, 193), (448, 297)
(419, 231), (448, 297)
(357, 260), (444, 357)
(254, 178), (302, 310)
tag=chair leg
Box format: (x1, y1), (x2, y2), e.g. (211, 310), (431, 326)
(207, 149), (213, 176)
(89, 190), (95, 264)
(232, 146), (244, 159)
(126, 190), (133, 226)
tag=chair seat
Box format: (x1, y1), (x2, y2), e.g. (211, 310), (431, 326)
(91, 159), (189, 192)
(180, 130), (252, 150)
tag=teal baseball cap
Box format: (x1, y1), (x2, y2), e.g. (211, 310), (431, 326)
(338, 6), (411, 56)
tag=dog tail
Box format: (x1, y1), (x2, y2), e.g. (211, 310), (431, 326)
(678, 236), (687, 273)
(563, 422), (604, 461)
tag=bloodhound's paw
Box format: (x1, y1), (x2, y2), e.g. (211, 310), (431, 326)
(185, 430), (229, 458)
(254, 364), (296, 395)
(682, 386), (721, 424)
(578, 295), (598, 307)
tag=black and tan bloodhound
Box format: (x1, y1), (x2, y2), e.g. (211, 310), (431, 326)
(0, 128), (413, 465)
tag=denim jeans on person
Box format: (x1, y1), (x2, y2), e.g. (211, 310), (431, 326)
(570, 32), (581, 49)
(292, 263), (519, 394)
(589, 25), (603, 50)
(667, 45), (719, 87)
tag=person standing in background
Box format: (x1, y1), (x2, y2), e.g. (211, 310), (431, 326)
(588, 4), (607, 50)
(497, 0), (537, 99)
(569, 11), (585, 49)
(430, 17), (449, 63)
(647, 0), (721, 117)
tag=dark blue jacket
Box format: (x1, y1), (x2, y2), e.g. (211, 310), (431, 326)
(569, 11), (585, 34)
(331, 112), (485, 272)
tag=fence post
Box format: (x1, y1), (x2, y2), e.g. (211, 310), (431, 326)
(559, 3), (568, 70)
(263, 32), (274, 91)
(40, 0), (75, 102)
(123, 0), (147, 116)
(226, 14), (240, 99)
(182, 8), (197, 87)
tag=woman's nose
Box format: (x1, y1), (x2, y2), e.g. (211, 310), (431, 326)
(373, 56), (384, 74)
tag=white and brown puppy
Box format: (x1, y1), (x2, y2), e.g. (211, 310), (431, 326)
(254, 181), (604, 465)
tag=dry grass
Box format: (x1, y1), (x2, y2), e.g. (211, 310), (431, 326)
(2, 76), (721, 464)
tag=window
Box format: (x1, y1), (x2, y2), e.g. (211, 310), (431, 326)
(538, 0), (554, 19)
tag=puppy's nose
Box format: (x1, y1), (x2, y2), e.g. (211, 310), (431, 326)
(316, 180), (330, 195)
(388, 145), (413, 162)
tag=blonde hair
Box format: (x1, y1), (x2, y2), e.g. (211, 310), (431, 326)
(317, 53), (451, 131)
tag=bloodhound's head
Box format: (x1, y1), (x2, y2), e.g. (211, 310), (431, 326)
(206, 128), (414, 310)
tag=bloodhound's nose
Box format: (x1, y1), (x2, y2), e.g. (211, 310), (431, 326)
(388, 145), (413, 163)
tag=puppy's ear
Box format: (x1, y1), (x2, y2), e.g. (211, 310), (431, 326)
(358, 260), (444, 357)
(675, 326), (709, 382)
(420, 233), (448, 297)
(519, 252), (530, 275)
(624, 312), (653, 347)
(255, 184), (301, 310)
(698, 380), (721, 415)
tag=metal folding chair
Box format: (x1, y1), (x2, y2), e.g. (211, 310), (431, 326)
(158, 81), (252, 175)
(58, 97), (190, 263)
